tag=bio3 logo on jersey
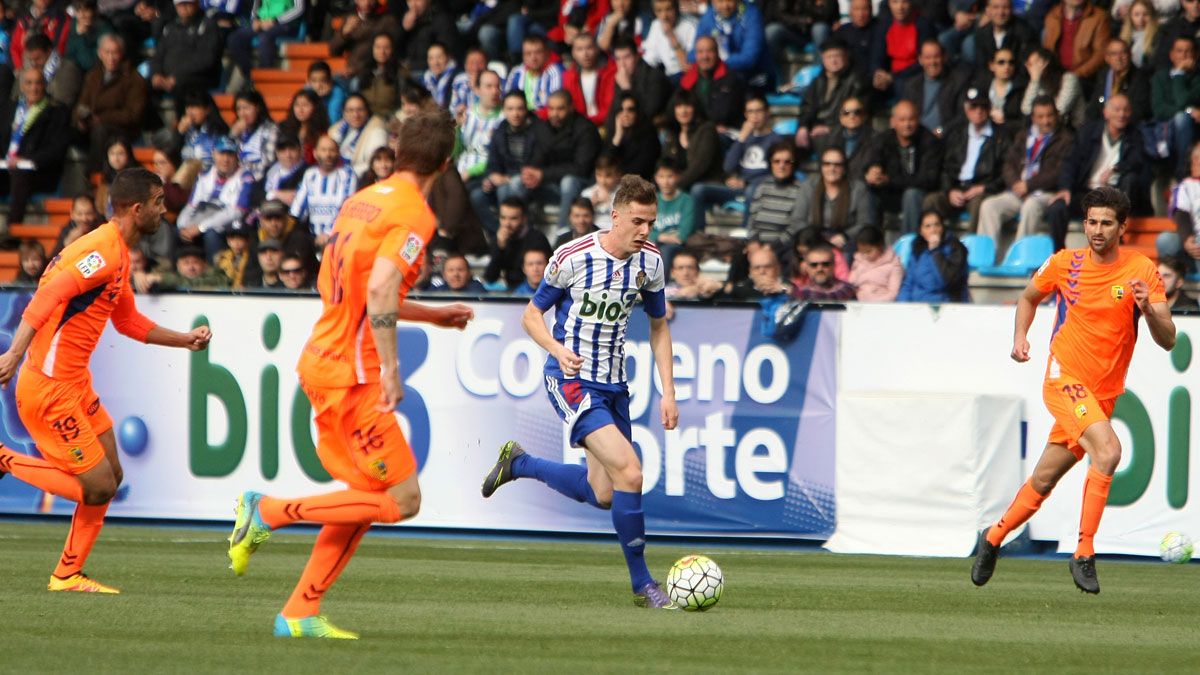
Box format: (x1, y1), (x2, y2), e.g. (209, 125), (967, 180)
(188, 313), (431, 482)
(579, 290), (639, 322)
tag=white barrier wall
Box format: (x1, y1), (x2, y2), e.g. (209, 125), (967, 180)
(840, 304), (1200, 556)
(827, 394), (1023, 557)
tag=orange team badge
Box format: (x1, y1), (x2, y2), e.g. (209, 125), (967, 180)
(1074, 404), (1088, 419)
(1111, 285), (1125, 301)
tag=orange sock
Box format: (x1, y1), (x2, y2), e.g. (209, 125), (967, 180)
(0, 448), (84, 502)
(987, 479), (1049, 547)
(281, 524), (369, 619)
(258, 490), (401, 529)
(53, 502), (109, 578)
(1075, 467), (1113, 558)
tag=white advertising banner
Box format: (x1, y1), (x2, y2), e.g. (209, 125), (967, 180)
(840, 304), (1200, 556)
(0, 293), (840, 539)
(827, 393), (1023, 557)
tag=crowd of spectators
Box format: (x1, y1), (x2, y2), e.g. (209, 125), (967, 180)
(0, 0), (1197, 310)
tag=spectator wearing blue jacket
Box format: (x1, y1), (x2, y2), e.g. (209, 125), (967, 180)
(693, 0), (774, 90)
(898, 210), (971, 302)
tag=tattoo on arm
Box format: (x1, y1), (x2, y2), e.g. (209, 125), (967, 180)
(369, 313), (398, 328)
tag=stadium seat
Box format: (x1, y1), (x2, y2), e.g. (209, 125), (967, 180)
(959, 234), (995, 271)
(765, 92), (800, 107)
(893, 233), (915, 269)
(10, 224), (61, 255)
(720, 199), (746, 213)
(772, 118), (799, 136)
(782, 63), (822, 95)
(977, 234), (1053, 277)
(0, 251), (20, 282)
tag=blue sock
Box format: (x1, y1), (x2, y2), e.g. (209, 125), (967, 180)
(511, 454), (600, 508)
(610, 490), (653, 592)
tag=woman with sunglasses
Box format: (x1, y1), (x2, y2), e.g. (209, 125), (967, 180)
(969, 47), (1026, 130)
(793, 147), (873, 253)
(816, 96), (876, 179)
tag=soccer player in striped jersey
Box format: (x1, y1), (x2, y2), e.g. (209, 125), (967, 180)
(482, 174), (681, 609)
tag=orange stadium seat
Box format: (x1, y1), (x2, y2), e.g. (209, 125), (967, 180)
(283, 42), (331, 60)
(133, 146), (156, 170)
(254, 81), (303, 98)
(252, 68), (306, 84)
(0, 251), (19, 282)
(1126, 217), (1173, 263)
(9, 224), (60, 255)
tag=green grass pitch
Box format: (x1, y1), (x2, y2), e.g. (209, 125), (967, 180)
(1, 521), (1198, 673)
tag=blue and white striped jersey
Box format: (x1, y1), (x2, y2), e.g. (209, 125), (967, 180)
(290, 164), (359, 237)
(532, 233), (667, 385)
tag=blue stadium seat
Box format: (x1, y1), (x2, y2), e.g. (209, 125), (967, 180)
(720, 199), (746, 213)
(773, 118), (799, 136)
(959, 234), (995, 271)
(1188, 272), (1200, 282)
(765, 92), (801, 107)
(768, 64), (823, 108)
(977, 234), (1053, 277)
(893, 233), (915, 269)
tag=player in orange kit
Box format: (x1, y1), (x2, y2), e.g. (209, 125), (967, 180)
(972, 186), (1176, 593)
(0, 168), (212, 593)
(226, 109), (473, 639)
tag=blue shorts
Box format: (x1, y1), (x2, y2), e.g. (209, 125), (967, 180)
(543, 375), (631, 447)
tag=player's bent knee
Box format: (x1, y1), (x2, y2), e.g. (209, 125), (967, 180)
(387, 492), (419, 521)
(614, 465), (642, 493)
(83, 483), (116, 505)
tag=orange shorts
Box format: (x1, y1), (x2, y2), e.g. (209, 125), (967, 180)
(301, 379), (416, 491)
(1042, 372), (1116, 460)
(15, 366), (113, 475)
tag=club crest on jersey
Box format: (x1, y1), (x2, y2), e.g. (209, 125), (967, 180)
(1111, 285), (1125, 301)
(636, 270), (647, 289)
(400, 233), (423, 265)
(1074, 404), (1088, 419)
(369, 459), (388, 481)
(75, 251), (106, 278)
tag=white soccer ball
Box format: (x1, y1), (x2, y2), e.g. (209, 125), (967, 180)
(1160, 532), (1194, 564)
(667, 555), (723, 611)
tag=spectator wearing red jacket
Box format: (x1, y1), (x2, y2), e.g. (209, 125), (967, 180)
(562, 33), (615, 127)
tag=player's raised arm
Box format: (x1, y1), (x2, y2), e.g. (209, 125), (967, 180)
(397, 300), (474, 329)
(366, 257), (404, 410)
(1131, 279), (1176, 351)
(110, 281), (211, 350)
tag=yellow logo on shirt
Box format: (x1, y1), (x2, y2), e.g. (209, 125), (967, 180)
(1074, 404), (1088, 419)
(1111, 285), (1125, 301)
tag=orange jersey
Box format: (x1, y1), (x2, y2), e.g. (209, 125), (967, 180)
(22, 221), (155, 381)
(297, 175), (435, 388)
(1032, 247), (1166, 399)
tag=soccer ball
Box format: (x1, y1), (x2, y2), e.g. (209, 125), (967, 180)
(667, 555), (723, 611)
(1160, 532), (1194, 564)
